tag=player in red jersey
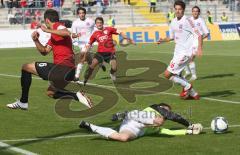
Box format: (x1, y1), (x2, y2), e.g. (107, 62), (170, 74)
(83, 17), (135, 85)
(7, 9), (92, 110)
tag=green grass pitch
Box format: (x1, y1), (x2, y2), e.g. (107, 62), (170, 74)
(0, 40), (240, 155)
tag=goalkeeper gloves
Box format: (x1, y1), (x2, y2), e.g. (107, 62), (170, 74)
(186, 123), (203, 135)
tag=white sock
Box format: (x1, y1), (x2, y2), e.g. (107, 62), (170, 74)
(90, 124), (117, 138)
(170, 75), (191, 90)
(189, 88), (198, 97)
(126, 110), (156, 125)
(189, 62), (196, 77)
(184, 65), (190, 75)
(75, 63), (83, 78)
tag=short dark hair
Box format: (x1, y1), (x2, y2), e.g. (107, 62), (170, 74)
(95, 17), (104, 24)
(157, 103), (172, 110)
(44, 9), (59, 22)
(77, 7), (86, 14)
(174, 0), (186, 10)
(192, 6), (201, 13)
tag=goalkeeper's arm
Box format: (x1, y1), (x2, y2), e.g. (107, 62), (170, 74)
(153, 106), (191, 127)
(158, 127), (202, 135)
(144, 126), (202, 136)
(159, 128), (187, 136)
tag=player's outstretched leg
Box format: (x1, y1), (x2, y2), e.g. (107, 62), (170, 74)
(79, 121), (134, 142)
(7, 62), (37, 110)
(165, 70), (199, 100)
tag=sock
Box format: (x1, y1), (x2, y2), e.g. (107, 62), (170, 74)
(75, 63), (83, 78)
(84, 67), (94, 81)
(90, 124), (117, 138)
(126, 110), (156, 125)
(180, 75), (189, 83)
(170, 75), (191, 91)
(53, 91), (79, 101)
(20, 70), (32, 103)
(110, 68), (116, 74)
(189, 88), (198, 97)
(189, 62), (196, 77)
(184, 65), (191, 75)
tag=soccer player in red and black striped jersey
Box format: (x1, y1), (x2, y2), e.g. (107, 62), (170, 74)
(84, 17), (135, 85)
(7, 9), (92, 110)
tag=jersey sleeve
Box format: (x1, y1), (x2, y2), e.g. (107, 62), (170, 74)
(110, 27), (120, 35)
(51, 24), (66, 41)
(186, 18), (201, 37)
(143, 127), (187, 136)
(46, 39), (53, 48)
(156, 107), (191, 127)
(71, 21), (77, 34)
(159, 128), (187, 136)
(88, 32), (96, 45)
(201, 18), (209, 35)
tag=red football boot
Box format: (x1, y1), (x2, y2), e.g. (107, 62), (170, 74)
(180, 84), (192, 99)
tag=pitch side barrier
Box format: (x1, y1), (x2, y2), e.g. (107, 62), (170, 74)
(0, 23), (239, 48)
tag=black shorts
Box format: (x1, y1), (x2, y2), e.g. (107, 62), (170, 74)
(35, 62), (75, 89)
(150, 2), (156, 6)
(94, 52), (116, 64)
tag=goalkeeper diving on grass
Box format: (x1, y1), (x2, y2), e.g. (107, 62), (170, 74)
(79, 103), (203, 142)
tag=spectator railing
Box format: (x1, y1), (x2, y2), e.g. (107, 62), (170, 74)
(2, 3), (240, 29)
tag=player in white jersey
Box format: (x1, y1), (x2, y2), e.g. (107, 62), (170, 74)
(71, 7), (106, 82)
(184, 6), (209, 81)
(157, 1), (202, 100)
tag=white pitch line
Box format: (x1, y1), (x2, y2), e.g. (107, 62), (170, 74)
(0, 141), (38, 155)
(201, 97), (240, 104)
(1, 134), (98, 143)
(74, 81), (240, 105)
(0, 73), (240, 105)
(126, 50), (240, 57)
(0, 73), (40, 80)
(1, 124), (240, 143)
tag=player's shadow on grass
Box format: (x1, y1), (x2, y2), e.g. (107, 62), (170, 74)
(201, 90), (236, 97)
(198, 73), (235, 80)
(0, 93), (4, 95)
(211, 130), (233, 135)
(89, 134), (175, 142)
(0, 121), (120, 151)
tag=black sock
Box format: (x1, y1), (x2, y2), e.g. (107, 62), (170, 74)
(110, 68), (116, 74)
(84, 67), (94, 81)
(53, 91), (79, 101)
(20, 70), (32, 103)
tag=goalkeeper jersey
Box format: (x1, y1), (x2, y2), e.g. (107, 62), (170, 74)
(142, 107), (187, 136)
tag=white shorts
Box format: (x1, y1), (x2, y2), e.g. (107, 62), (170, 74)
(119, 119), (145, 137)
(72, 40), (89, 53)
(192, 39), (198, 55)
(191, 45), (198, 56)
(167, 53), (191, 75)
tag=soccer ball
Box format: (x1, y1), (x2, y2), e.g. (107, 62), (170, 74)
(211, 117), (228, 133)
